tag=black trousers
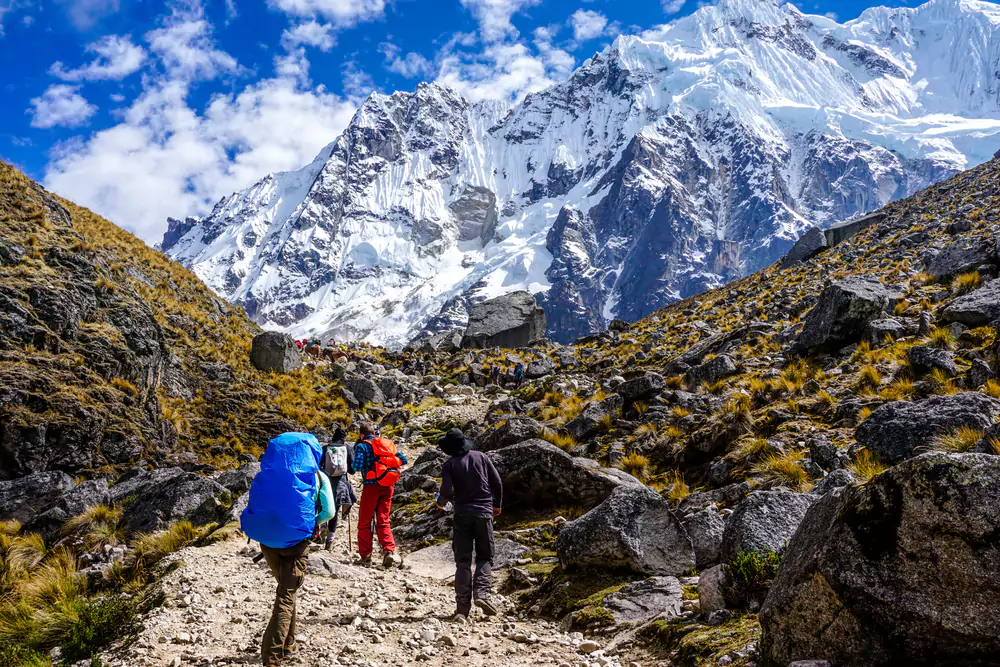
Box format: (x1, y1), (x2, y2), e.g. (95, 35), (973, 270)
(453, 514), (494, 613)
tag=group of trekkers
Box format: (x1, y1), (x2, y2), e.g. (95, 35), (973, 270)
(240, 423), (503, 666)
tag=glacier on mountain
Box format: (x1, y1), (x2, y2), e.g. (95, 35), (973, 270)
(162, 0), (1000, 347)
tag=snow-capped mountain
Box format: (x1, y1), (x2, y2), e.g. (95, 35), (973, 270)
(162, 0), (1000, 347)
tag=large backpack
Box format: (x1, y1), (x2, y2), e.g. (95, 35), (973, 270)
(322, 444), (349, 477)
(241, 432), (324, 549)
(364, 436), (402, 487)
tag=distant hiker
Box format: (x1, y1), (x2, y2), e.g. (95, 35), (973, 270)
(241, 433), (335, 667)
(514, 363), (525, 388)
(436, 429), (503, 619)
(295, 339), (304, 351)
(321, 426), (357, 551)
(351, 422), (407, 567)
(489, 365), (501, 385)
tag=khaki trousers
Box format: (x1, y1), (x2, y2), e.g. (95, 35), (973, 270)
(260, 539), (310, 666)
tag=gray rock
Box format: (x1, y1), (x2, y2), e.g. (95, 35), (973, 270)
(796, 278), (901, 352)
(760, 453), (1000, 666)
(698, 564), (729, 614)
(249, 332), (302, 373)
(449, 185), (498, 244)
(683, 507), (726, 569)
(865, 318), (905, 346)
(602, 576), (684, 625)
(343, 374), (385, 406)
(112, 468), (230, 533)
(721, 491), (815, 563)
(557, 486), (695, 576)
(477, 417), (544, 452)
(968, 359), (995, 389)
(23, 479), (111, 539)
(676, 482), (752, 515)
(525, 356), (555, 379)
(307, 552), (341, 577)
(810, 468), (858, 496)
(461, 291), (547, 349)
(216, 463), (260, 496)
(489, 440), (641, 514)
(564, 394), (624, 441)
(685, 355), (738, 389)
(617, 373), (666, 403)
(855, 392), (1000, 464)
(781, 226), (828, 268)
(943, 278), (1000, 327)
(808, 438), (841, 472)
(923, 238), (992, 279)
(0, 471), (75, 523)
(908, 345), (958, 377)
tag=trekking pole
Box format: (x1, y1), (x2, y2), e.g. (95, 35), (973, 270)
(348, 511), (353, 553)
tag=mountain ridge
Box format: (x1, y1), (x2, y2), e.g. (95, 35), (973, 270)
(162, 0), (1000, 347)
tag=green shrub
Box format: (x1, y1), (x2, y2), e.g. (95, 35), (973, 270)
(0, 640), (47, 667)
(724, 550), (783, 608)
(61, 595), (142, 662)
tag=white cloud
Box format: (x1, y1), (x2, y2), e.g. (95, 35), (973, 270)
(460, 0), (540, 41)
(50, 35), (146, 82)
(29, 84), (97, 128)
(147, 15), (240, 80)
(282, 20), (335, 51)
(437, 41), (566, 103)
(662, 0), (686, 15)
(268, 0), (386, 27)
(341, 61), (376, 102)
(380, 42), (433, 78)
(570, 9), (607, 42)
(57, 0), (121, 30)
(42, 6), (357, 244)
(0, 0), (31, 36)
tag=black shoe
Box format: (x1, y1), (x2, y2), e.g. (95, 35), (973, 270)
(475, 598), (500, 616)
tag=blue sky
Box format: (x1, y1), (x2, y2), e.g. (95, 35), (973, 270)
(0, 0), (912, 243)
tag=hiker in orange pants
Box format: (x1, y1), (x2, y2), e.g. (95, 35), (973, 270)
(350, 422), (407, 567)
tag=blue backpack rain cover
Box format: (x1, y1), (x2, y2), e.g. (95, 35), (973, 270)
(241, 432), (323, 549)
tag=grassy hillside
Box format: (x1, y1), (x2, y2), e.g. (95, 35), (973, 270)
(0, 162), (348, 478)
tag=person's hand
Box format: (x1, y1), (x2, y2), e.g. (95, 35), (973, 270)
(493, 507), (502, 518)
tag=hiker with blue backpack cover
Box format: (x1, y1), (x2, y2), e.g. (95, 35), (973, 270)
(241, 432), (335, 667)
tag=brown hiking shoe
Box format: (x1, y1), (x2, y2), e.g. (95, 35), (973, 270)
(475, 598), (500, 616)
(383, 551), (401, 568)
(357, 555), (372, 567)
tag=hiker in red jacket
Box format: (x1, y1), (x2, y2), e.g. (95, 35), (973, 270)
(350, 422), (407, 568)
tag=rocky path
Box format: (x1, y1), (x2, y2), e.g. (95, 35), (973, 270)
(102, 528), (645, 667)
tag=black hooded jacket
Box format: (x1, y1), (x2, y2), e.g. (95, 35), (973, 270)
(437, 429), (503, 518)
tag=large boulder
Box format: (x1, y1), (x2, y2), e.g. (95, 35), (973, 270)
(557, 486), (695, 576)
(907, 345), (958, 377)
(796, 278), (901, 352)
(461, 291), (547, 349)
(923, 238), (993, 279)
(720, 491), (815, 563)
(24, 479), (111, 539)
(943, 278), (1000, 327)
(865, 318), (906, 346)
(760, 453), (1000, 666)
(682, 507), (726, 569)
(617, 373), (666, 403)
(855, 392), (1000, 464)
(477, 417), (544, 452)
(525, 356), (555, 379)
(249, 332), (302, 373)
(602, 576), (684, 625)
(111, 468), (230, 533)
(685, 355), (738, 390)
(343, 374), (385, 406)
(488, 440), (641, 514)
(564, 394), (623, 440)
(781, 226), (828, 268)
(0, 471), (75, 523)
(216, 463), (260, 496)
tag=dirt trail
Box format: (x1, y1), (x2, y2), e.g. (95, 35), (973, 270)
(100, 526), (645, 667)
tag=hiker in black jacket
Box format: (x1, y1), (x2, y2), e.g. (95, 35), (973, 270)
(321, 426), (357, 550)
(436, 429), (503, 619)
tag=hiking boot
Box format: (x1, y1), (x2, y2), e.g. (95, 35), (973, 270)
(383, 551), (401, 568)
(452, 609), (469, 623)
(357, 555), (372, 567)
(324, 540), (333, 552)
(475, 598), (500, 616)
